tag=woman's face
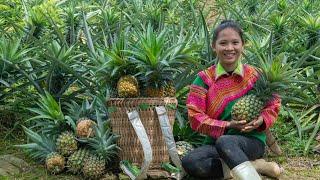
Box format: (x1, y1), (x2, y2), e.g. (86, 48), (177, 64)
(212, 28), (244, 67)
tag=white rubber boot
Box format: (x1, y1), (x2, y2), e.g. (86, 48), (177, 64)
(232, 161), (261, 180)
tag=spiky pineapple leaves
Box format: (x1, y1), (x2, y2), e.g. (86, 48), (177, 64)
(80, 111), (120, 163)
(15, 126), (56, 162)
(27, 91), (76, 137)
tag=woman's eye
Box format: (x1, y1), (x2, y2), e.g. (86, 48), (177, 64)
(233, 42), (239, 45)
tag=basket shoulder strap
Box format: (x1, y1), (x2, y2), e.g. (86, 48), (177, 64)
(122, 110), (152, 180)
(155, 106), (186, 179)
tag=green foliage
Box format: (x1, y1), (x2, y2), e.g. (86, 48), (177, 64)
(15, 126), (56, 162)
(81, 111), (120, 162)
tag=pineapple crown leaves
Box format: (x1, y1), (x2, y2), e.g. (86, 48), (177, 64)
(65, 98), (97, 122)
(252, 53), (301, 102)
(95, 33), (133, 76)
(82, 110), (120, 162)
(15, 126), (56, 162)
(128, 24), (198, 87)
(246, 34), (302, 101)
(298, 13), (320, 32)
(28, 91), (65, 123)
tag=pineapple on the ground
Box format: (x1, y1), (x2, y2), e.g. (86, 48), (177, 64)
(117, 75), (139, 98)
(76, 117), (96, 138)
(175, 141), (194, 159)
(67, 148), (90, 174)
(82, 154), (106, 179)
(80, 112), (120, 178)
(46, 152), (65, 174)
(56, 131), (78, 156)
(16, 127), (65, 174)
(100, 173), (118, 180)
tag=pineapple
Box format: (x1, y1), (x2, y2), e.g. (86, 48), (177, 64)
(176, 141), (194, 159)
(145, 86), (165, 97)
(82, 154), (106, 179)
(81, 111), (120, 178)
(76, 117), (96, 138)
(130, 24), (194, 98)
(16, 127), (65, 174)
(231, 44), (298, 122)
(67, 148), (90, 174)
(117, 75), (140, 98)
(163, 81), (176, 97)
(56, 131), (78, 156)
(144, 82), (176, 97)
(232, 94), (264, 122)
(46, 152), (65, 174)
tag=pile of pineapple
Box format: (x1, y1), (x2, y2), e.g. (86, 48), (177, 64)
(17, 94), (120, 179)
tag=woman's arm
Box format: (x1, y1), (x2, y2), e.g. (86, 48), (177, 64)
(186, 76), (228, 138)
(257, 94), (281, 131)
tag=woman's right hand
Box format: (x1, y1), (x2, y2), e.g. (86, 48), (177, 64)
(226, 120), (247, 130)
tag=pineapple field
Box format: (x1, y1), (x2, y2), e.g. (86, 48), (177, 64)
(0, 0), (320, 179)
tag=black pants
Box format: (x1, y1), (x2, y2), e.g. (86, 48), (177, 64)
(181, 135), (265, 179)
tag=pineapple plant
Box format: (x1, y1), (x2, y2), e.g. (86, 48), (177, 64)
(67, 148), (90, 174)
(231, 35), (299, 122)
(28, 92), (73, 137)
(81, 111), (120, 178)
(82, 154), (106, 179)
(16, 127), (65, 174)
(175, 141), (194, 159)
(83, 111), (120, 161)
(130, 24), (196, 97)
(76, 117), (96, 138)
(46, 152), (66, 174)
(56, 131), (78, 156)
(117, 75), (140, 98)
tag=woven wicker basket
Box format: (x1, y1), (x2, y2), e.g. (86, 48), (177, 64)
(106, 98), (177, 169)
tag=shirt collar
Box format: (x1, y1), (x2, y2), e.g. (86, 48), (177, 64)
(215, 61), (244, 81)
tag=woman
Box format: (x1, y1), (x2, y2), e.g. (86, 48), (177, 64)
(182, 20), (282, 179)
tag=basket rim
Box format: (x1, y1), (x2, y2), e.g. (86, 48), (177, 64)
(106, 97), (178, 107)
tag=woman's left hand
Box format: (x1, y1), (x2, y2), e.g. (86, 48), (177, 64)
(241, 116), (264, 132)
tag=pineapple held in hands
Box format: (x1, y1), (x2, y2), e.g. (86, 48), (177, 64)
(231, 52), (298, 122)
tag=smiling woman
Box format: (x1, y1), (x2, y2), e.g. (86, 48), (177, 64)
(181, 20), (283, 180)
(212, 28), (244, 71)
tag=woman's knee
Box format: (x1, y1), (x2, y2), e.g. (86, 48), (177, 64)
(215, 135), (235, 152)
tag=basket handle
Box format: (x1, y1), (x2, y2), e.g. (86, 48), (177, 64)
(155, 106), (186, 179)
(121, 110), (152, 180)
